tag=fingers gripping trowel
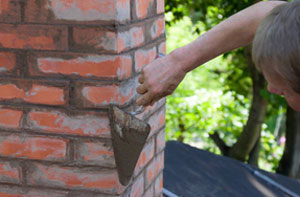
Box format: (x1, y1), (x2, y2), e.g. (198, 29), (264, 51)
(109, 54), (164, 186)
(109, 105), (150, 186)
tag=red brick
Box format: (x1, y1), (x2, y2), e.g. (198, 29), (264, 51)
(75, 79), (138, 108)
(29, 53), (132, 80)
(157, 0), (165, 14)
(0, 24), (68, 50)
(116, 0), (131, 22)
(25, 0), (130, 24)
(150, 17), (165, 39)
(134, 138), (154, 176)
(158, 41), (166, 55)
(0, 185), (23, 197)
(130, 26), (145, 47)
(79, 85), (120, 107)
(154, 172), (163, 196)
(0, 0), (21, 22)
(136, 98), (166, 120)
(145, 153), (164, 188)
(0, 134), (68, 161)
(129, 174), (144, 197)
(0, 193), (21, 197)
(0, 161), (20, 184)
(76, 141), (115, 167)
(28, 163), (122, 193)
(147, 107), (166, 138)
(26, 110), (111, 137)
(119, 77), (139, 105)
(23, 189), (68, 197)
(0, 108), (23, 129)
(118, 26), (145, 52)
(156, 129), (165, 154)
(144, 185), (154, 197)
(0, 52), (16, 74)
(72, 26), (145, 53)
(135, 46), (157, 72)
(89, 85), (133, 105)
(0, 81), (67, 105)
(134, 0), (155, 19)
(24, 84), (66, 105)
(0, 185), (69, 197)
(72, 28), (117, 52)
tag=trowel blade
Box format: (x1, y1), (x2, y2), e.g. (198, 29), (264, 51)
(109, 105), (150, 186)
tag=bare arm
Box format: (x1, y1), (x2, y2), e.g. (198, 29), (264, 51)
(136, 1), (286, 106)
(171, 1), (286, 72)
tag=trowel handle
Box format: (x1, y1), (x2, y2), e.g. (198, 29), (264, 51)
(131, 53), (165, 116)
(130, 106), (145, 116)
(156, 53), (165, 59)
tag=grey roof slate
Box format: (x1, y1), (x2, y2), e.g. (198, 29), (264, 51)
(163, 141), (300, 197)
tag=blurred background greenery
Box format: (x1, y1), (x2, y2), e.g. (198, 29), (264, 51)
(164, 0), (300, 178)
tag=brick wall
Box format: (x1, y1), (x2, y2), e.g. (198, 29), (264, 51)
(0, 0), (166, 196)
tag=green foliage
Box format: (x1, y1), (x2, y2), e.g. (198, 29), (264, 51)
(260, 128), (285, 171)
(166, 17), (250, 150)
(165, 2), (286, 171)
(165, 0), (254, 31)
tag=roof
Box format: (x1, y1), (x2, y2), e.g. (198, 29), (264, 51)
(163, 141), (300, 197)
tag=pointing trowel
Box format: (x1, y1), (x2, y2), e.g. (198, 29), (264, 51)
(108, 54), (165, 186)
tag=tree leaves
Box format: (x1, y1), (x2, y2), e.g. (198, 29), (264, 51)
(165, 0), (286, 171)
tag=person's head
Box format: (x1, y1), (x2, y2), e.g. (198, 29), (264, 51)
(252, 1), (300, 111)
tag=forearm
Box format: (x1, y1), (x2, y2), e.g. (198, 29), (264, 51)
(170, 1), (286, 73)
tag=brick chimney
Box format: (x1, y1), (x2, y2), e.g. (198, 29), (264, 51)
(0, 0), (166, 196)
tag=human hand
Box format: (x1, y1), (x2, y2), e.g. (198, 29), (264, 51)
(136, 53), (186, 106)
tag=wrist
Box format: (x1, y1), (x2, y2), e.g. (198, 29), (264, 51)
(169, 46), (195, 73)
(166, 49), (186, 75)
